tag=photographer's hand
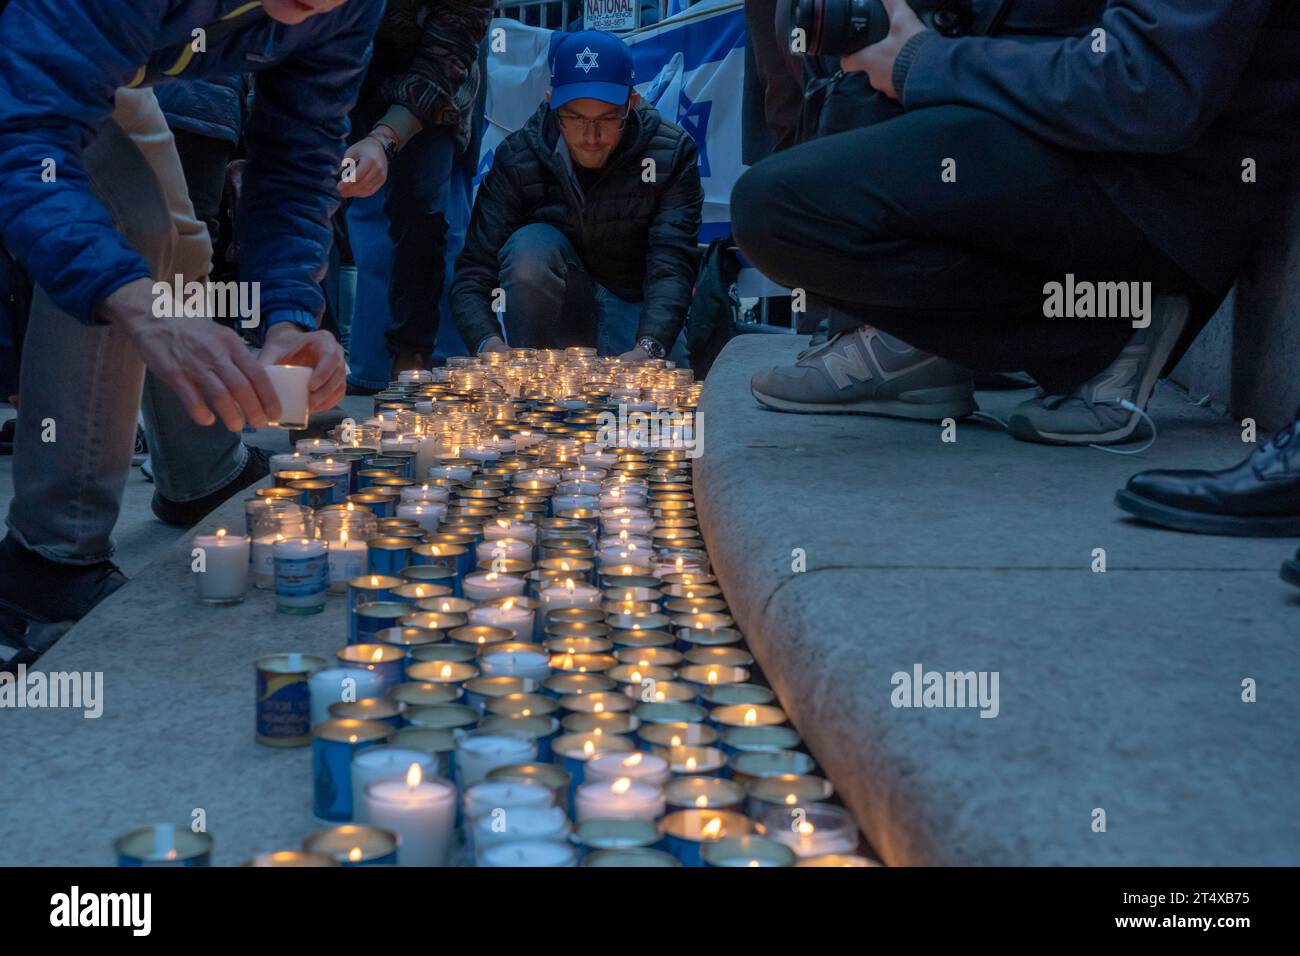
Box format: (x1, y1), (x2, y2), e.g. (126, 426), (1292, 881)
(840, 0), (927, 100)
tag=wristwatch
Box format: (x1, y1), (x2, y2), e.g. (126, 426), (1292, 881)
(367, 130), (399, 161)
(636, 336), (667, 360)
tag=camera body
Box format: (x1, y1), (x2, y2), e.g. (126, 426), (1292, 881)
(790, 0), (962, 57)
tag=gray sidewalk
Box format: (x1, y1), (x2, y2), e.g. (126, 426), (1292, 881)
(694, 335), (1299, 865)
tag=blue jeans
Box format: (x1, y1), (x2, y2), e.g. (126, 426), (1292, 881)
(499, 223), (687, 361)
(346, 127), (470, 389)
(7, 120), (246, 563)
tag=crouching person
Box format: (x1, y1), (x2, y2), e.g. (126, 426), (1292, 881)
(451, 30), (703, 363)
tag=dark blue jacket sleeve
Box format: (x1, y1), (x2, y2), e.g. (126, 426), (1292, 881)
(237, 6), (380, 327)
(0, 0), (170, 323)
(901, 1), (1274, 153)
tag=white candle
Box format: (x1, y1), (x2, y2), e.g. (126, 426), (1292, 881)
(475, 537), (532, 564)
(483, 518), (538, 544)
(351, 747), (437, 823)
(472, 804), (570, 856)
(309, 666), (384, 727)
(295, 437), (339, 457)
(469, 601), (536, 645)
(396, 501), (447, 534)
(192, 528), (250, 604)
(251, 532), (284, 589)
(400, 483), (450, 504)
(363, 765), (456, 866)
(553, 494), (599, 512)
(478, 642), (551, 683)
(462, 780), (554, 823)
(326, 531), (368, 594)
(602, 513), (655, 536)
(462, 572), (527, 602)
(265, 365), (311, 430)
(585, 751), (671, 788)
(575, 776), (666, 822)
(454, 730), (536, 789)
(269, 451), (307, 474)
(381, 436), (420, 455)
(306, 457), (350, 501)
(414, 436), (441, 481)
(555, 478), (602, 497)
(540, 578), (602, 613)
(597, 540), (651, 567)
(428, 464), (473, 483)
(599, 489), (647, 509)
(478, 839), (576, 868)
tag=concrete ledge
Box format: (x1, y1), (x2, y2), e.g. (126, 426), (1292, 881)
(694, 335), (1300, 866)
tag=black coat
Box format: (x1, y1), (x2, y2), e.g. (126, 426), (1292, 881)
(451, 101), (704, 351)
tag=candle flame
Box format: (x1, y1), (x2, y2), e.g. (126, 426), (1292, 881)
(702, 817), (723, 838)
(521, 708), (532, 717)
(695, 794), (708, 808)
(612, 777), (633, 795)
(785, 793), (798, 805)
(440, 664), (452, 679)
(415, 586), (426, 598)
(624, 753), (643, 767)
(503, 597), (515, 611)
(797, 821), (815, 836)
(654, 690), (665, 702)
(594, 701), (604, 713)
(497, 518), (509, 529)
(370, 575), (379, 586)
(583, 739), (595, 756)
(686, 756), (697, 771)
(440, 601), (450, 612)
(564, 578), (575, 592)
(341, 530), (349, 545)
(560, 561), (570, 571)
(748, 860), (761, 868)
(370, 648), (383, 662)
(630, 670), (642, 683)
(486, 572), (499, 582)
(744, 708), (758, 726)
(670, 735), (682, 747)
(675, 557), (684, 570)
(708, 670), (718, 684)
(216, 528), (226, 540)
(346, 502), (354, 512)
(406, 763), (423, 787)
(348, 735), (357, 744)
(348, 847), (362, 862)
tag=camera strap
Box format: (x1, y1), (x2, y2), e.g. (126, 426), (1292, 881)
(971, 0), (1015, 36)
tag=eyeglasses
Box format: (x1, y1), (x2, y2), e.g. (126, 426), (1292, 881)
(555, 109), (630, 136)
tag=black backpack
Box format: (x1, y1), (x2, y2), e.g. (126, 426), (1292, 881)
(684, 237), (742, 380)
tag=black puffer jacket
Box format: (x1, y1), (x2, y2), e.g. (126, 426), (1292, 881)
(451, 101), (704, 351)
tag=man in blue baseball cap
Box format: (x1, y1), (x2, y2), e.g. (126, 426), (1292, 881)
(451, 29), (703, 363)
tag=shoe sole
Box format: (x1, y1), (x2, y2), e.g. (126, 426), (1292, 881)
(1010, 298), (1189, 445)
(1281, 560), (1300, 589)
(750, 384), (977, 422)
(1115, 489), (1300, 537)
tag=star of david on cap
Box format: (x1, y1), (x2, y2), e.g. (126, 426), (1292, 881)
(549, 29), (635, 110)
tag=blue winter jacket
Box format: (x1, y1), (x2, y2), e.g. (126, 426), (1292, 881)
(0, 0), (386, 332)
(154, 74), (249, 146)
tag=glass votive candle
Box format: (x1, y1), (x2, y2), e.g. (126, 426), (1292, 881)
(324, 531), (368, 594)
(273, 537), (328, 614)
(265, 365), (311, 429)
(702, 835), (796, 868)
(400, 483), (450, 504)
(755, 802), (860, 859)
(250, 502), (311, 589)
(192, 527), (250, 605)
(396, 501), (447, 534)
(337, 644), (408, 695)
(350, 746), (438, 823)
(659, 809), (752, 867)
(454, 727), (538, 790)
(585, 750), (671, 788)
(478, 838), (576, 868)
(296, 437), (339, 457)
(463, 571), (528, 602)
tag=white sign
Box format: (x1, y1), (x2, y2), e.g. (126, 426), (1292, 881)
(585, 0), (639, 33)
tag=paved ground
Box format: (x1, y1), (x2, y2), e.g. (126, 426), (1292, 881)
(693, 335), (1300, 865)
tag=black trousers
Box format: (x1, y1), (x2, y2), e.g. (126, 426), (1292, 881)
(731, 105), (1197, 394)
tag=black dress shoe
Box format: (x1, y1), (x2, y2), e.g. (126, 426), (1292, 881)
(1283, 549), (1300, 590)
(151, 445), (271, 528)
(1115, 408), (1300, 536)
(0, 533), (126, 625)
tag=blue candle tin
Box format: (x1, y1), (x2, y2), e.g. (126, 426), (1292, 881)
(337, 644), (408, 694)
(462, 675), (538, 715)
(256, 653), (327, 747)
(353, 602), (411, 647)
(399, 563), (459, 597)
(303, 824), (398, 866)
(328, 697), (406, 728)
(367, 537), (414, 577)
(115, 825), (213, 866)
(347, 574), (400, 645)
(570, 818), (663, 864)
(288, 478), (336, 510)
(659, 809), (752, 868)
(311, 720), (393, 822)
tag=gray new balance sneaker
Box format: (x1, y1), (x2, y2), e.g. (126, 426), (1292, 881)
(749, 325), (976, 420)
(1007, 295), (1189, 445)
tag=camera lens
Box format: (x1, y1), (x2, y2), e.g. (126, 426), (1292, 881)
(790, 0), (889, 57)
